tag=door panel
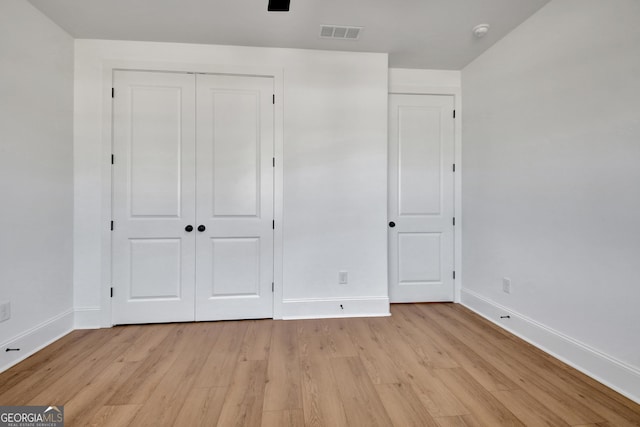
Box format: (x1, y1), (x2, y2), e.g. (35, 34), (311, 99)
(211, 91), (260, 217)
(112, 70), (196, 324)
(195, 74), (274, 321)
(210, 238), (260, 297)
(389, 94), (455, 303)
(129, 87), (183, 217)
(398, 107), (442, 216)
(129, 239), (183, 299)
(398, 232), (441, 283)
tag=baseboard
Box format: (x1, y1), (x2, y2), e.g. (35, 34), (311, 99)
(0, 309), (74, 373)
(74, 307), (103, 329)
(461, 288), (640, 404)
(75, 300), (392, 324)
(281, 296), (390, 320)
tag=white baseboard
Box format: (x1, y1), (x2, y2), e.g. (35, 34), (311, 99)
(71, 300), (392, 325)
(461, 288), (640, 404)
(281, 296), (390, 320)
(74, 307), (103, 329)
(0, 309), (74, 373)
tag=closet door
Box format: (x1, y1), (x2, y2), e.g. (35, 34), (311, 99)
(112, 71), (196, 324)
(195, 74), (274, 321)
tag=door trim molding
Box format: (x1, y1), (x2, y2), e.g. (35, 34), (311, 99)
(388, 82), (462, 303)
(100, 60), (285, 326)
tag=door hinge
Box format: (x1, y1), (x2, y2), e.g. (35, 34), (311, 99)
(110, 221), (114, 231)
(453, 109), (456, 118)
(452, 163), (455, 172)
(453, 271), (456, 280)
(453, 217), (456, 226)
(273, 157), (275, 167)
(110, 287), (114, 298)
(272, 282), (274, 292)
(112, 88), (115, 98)
(272, 94), (275, 104)
(272, 220), (275, 229)
(111, 154), (115, 165)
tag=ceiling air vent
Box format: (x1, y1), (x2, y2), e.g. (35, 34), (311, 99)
(320, 25), (362, 40)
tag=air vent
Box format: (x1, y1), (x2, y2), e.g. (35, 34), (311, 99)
(320, 25), (362, 40)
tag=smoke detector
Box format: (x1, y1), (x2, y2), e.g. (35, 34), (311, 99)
(320, 25), (362, 40)
(472, 24), (490, 38)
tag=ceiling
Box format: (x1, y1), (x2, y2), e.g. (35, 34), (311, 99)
(27, 0), (550, 69)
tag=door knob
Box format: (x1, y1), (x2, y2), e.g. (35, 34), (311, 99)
(197, 225), (206, 232)
(185, 225), (193, 232)
(388, 221), (396, 228)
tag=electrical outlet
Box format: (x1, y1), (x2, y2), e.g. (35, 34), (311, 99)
(339, 271), (348, 285)
(502, 278), (511, 294)
(0, 301), (10, 322)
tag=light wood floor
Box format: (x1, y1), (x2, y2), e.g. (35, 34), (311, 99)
(1, 303), (639, 426)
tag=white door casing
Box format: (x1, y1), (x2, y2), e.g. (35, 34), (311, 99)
(111, 70), (274, 324)
(388, 94), (455, 302)
(195, 74), (274, 321)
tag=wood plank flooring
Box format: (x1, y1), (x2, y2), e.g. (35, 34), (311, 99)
(1, 303), (638, 426)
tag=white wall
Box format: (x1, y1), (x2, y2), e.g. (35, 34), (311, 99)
(462, 0), (640, 401)
(389, 68), (461, 92)
(0, 0), (74, 370)
(74, 40), (389, 324)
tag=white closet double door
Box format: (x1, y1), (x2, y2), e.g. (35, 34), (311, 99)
(111, 70), (274, 324)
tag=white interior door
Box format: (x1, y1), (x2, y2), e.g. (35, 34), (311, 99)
(194, 74), (274, 321)
(112, 70), (197, 324)
(388, 94), (455, 302)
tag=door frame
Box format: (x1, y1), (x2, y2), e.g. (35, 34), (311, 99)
(99, 60), (284, 326)
(388, 81), (462, 303)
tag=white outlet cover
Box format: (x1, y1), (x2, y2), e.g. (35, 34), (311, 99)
(502, 278), (511, 294)
(0, 301), (10, 322)
(339, 271), (348, 284)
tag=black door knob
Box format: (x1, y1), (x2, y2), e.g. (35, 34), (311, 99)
(389, 221), (396, 228)
(185, 225), (193, 232)
(197, 225), (206, 232)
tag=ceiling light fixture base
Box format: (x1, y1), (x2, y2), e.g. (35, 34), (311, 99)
(472, 24), (490, 38)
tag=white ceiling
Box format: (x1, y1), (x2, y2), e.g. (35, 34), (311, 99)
(27, 0), (550, 69)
